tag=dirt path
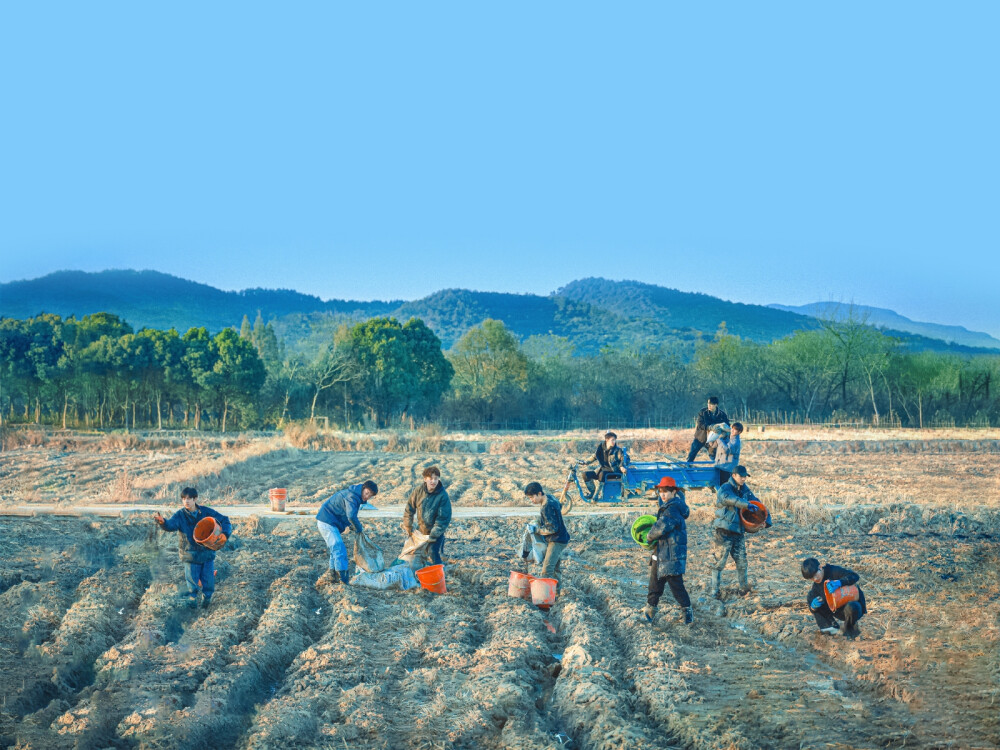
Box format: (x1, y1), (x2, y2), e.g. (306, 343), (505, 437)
(0, 502), (639, 519)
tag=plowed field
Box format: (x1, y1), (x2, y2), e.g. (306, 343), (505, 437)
(1, 429), (998, 749)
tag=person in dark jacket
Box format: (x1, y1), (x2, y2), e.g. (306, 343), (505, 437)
(686, 397), (730, 462)
(315, 480), (378, 586)
(402, 466), (452, 567)
(154, 487), (232, 608)
(801, 558), (868, 638)
(641, 477), (693, 625)
(524, 482), (571, 581)
(708, 465), (760, 598)
(579, 431), (627, 499)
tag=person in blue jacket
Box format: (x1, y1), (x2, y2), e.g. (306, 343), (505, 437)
(154, 487), (232, 608)
(316, 480), (378, 586)
(523, 482), (571, 582)
(640, 476), (693, 626)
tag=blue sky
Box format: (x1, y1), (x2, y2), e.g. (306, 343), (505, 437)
(2, 3), (998, 336)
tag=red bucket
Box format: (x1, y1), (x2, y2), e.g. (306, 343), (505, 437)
(269, 488), (287, 512)
(508, 571), (533, 600)
(193, 517), (226, 551)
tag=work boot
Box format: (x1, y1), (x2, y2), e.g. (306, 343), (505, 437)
(708, 571), (722, 600)
(337, 569), (350, 586)
(177, 593), (198, 608)
(201, 597), (212, 609)
(584, 480), (597, 499)
(640, 604), (656, 623)
(683, 607), (694, 626)
(819, 625), (841, 636)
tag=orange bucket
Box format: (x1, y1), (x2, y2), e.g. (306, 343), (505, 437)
(508, 571), (533, 600)
(415, 564), (447, 594)
(740, 500), (768, 533)
(194, 517), (226, 550)
(825, 582), (860, 611)
(269, 488), (287, 512)
(530, 577), (558, 609)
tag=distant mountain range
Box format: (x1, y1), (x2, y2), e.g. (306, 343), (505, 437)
(2, 269), (997, 356)
(770, 302), (1000, 351)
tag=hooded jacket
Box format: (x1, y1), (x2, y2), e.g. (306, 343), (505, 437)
(402, 481), (452, 540)
(713, 477), (757, 535)
(161, 504), (233, 564)
(646, 493), (689, 577)
(316, 484), (365, 533)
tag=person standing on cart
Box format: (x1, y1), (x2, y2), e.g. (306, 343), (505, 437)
(579, 431), (626, 499)
(709, 422), (743, 485)
(686, 397), (729, 462)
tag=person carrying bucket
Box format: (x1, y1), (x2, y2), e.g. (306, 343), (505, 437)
(153, 487), (232, 609)
(640, 477), (693, 626)
(316, 480), (378, 587)
(523, 482), (570, 582)
(708, 465), (762, 599)
(402, 466), (452, 568)
(801, 558), (867, 638)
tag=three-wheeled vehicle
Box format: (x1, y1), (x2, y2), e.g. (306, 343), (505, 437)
(558, 448), (719, 513)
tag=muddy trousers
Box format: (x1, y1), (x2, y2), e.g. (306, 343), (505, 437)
(709, 530), (748, 591)
(317, 521), (349, 572)
(647, 559), (690, 608)
(541, 542), (566, 581)
(811, 600), (863, 632)
(183, 560), (215, 600)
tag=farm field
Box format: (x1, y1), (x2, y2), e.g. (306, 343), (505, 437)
(0, 428), (998, 749)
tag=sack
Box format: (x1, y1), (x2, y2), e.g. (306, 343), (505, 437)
(354, 530), (386, 573)
(401, 530), (431, 558)
(352, 564), (420, 591)
(520, 525), (548, 564)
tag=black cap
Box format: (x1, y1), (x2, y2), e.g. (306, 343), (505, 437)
(734, 465), (750, 477)
(524, 481), (544, 496)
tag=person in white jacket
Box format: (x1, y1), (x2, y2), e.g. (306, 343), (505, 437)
(708, 422), (743, 485)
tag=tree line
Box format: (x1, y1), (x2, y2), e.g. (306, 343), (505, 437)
(1, 311), (997, 431)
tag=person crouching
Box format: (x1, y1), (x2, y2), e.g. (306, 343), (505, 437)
(641, 477), (693, 625)
(154, 487), (232, 609)
(801, 557), (867, 639)
(523, 482), (570, 582)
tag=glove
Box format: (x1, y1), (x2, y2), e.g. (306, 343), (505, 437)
(527, 523), (538, 534)
(810, 597), (823, 611)
(826, 580), (842, 594)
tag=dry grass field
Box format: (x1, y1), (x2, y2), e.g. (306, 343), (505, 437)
(0, 427), (998, 749)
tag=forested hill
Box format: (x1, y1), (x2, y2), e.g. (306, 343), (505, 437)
(2, 269), (996, 357)
(0, 270), (399, 334)
(770, 301), (1000, 351)
(556, 278), (821, 342)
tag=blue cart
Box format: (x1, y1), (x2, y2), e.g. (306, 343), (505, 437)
(558, 451), (719, 513)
